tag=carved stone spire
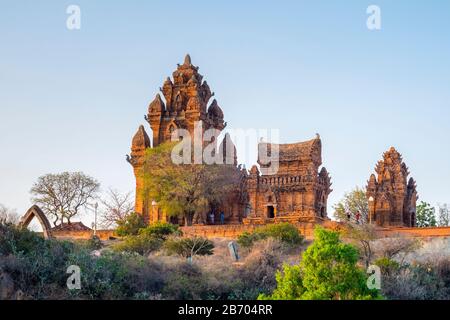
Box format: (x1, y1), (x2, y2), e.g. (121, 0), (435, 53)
(148, 94), (165, 114)
(184, 54), (192, 66)
(366, 147), (418, 227)
(208, 99), (224, 119)
(131, 125), (150, 152)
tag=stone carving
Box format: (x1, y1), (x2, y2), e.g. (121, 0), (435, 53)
(366, 147), (418, 227)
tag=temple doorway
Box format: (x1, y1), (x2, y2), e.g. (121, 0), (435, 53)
(320, 206), (325, 218)
(267, 206), (275, 218)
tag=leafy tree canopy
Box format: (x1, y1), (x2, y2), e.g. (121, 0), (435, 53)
(333, 187), (368, 224)
(259, 227), (382, 300)
(416, 201), (437, 227)
(141, 142), (241, 226)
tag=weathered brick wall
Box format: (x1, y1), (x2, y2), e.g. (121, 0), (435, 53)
(376, 226), (450, 238)
(46, 224), (450, 241)
(181, 220), (341, 240)
(51, 230), (116, 241)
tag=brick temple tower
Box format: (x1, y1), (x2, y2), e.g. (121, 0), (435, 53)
(366, 147), (418, 227)
(128, 55), (238, 223)
(244, 135), (333, 224)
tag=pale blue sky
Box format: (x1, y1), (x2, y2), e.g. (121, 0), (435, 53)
(1, 1), (449, 226)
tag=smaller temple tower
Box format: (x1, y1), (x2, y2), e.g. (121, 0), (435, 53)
(127, 125), (151, 222)
(366, 147), (418, 227)
(245, 135), (332, 224)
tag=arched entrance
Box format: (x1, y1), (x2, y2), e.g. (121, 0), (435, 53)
(267, 206), (275, 218)
(19, 205), (53, 239)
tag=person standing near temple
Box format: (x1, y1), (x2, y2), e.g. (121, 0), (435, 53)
(355, 211), (361, 224)
(220, 211), (225, 225)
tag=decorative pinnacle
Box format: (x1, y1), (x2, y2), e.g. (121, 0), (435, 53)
(184, 54), (191, 65)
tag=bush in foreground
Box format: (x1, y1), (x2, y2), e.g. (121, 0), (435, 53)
(259, 227), (382, 300)
(113, 221), (181, 255)
(138, 221), (182, 240)
(237, 223), (303, 248)
(164, 236), (214, 259)
(115, 212), (146, 236)
(112, 233), (163, 255)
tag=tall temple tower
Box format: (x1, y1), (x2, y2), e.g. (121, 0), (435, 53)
(366, 147), (418, 227)
(146, 54), (225, 147)
(128, 55), (230, 222)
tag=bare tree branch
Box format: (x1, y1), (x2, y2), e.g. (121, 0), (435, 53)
(30, 172), (100, 226)
(99, 188), (134, 229)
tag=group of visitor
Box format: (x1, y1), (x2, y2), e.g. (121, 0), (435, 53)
(346, 211), (361, 224)
(209, 211), (225, 225)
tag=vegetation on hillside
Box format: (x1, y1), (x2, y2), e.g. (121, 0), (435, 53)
(2, 219), (450, 300)
(259, 227), (382, 300)
(237, 223), (304, 248)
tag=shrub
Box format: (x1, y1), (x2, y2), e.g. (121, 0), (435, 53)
(374, 257), (400, 276)
(115, 212), (146, 236)
(113, 222), (181, 255)
(0, 223), (77, 299)
(112, 233), (163, 255)
(164, 236), (214, 259)
(138, 221), (181, 240)
(378, 257), (450, 300)
(259, 264), (304, 300)
(236, 238), (284, 299)
(161, 261), (208, 299)
(237, 223), (303, 248)
(0, 223), (46, 255)
(66, 250), (165, 299)
(236, 231), (261, 248)
(259, 227), (382, 300)
(85, 235), (103, 250)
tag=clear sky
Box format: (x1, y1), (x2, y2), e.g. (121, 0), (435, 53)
(1, 0), (449, 226)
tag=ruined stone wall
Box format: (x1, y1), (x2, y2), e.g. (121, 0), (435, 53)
(51, 230), (116, 241)
(41, 225), (450, 241)
(376, 226), (450, 238)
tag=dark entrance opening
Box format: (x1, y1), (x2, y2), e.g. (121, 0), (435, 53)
(267, 206), (275, 218)
(169, 216), (179, 225)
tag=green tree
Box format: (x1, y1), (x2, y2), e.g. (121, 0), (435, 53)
(115, 212), (146, 236)
(141, 142), (241, 226)
(259, 227), (382, 300)
(416, 201), (437, 227)
(333, 187), (368, 224)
